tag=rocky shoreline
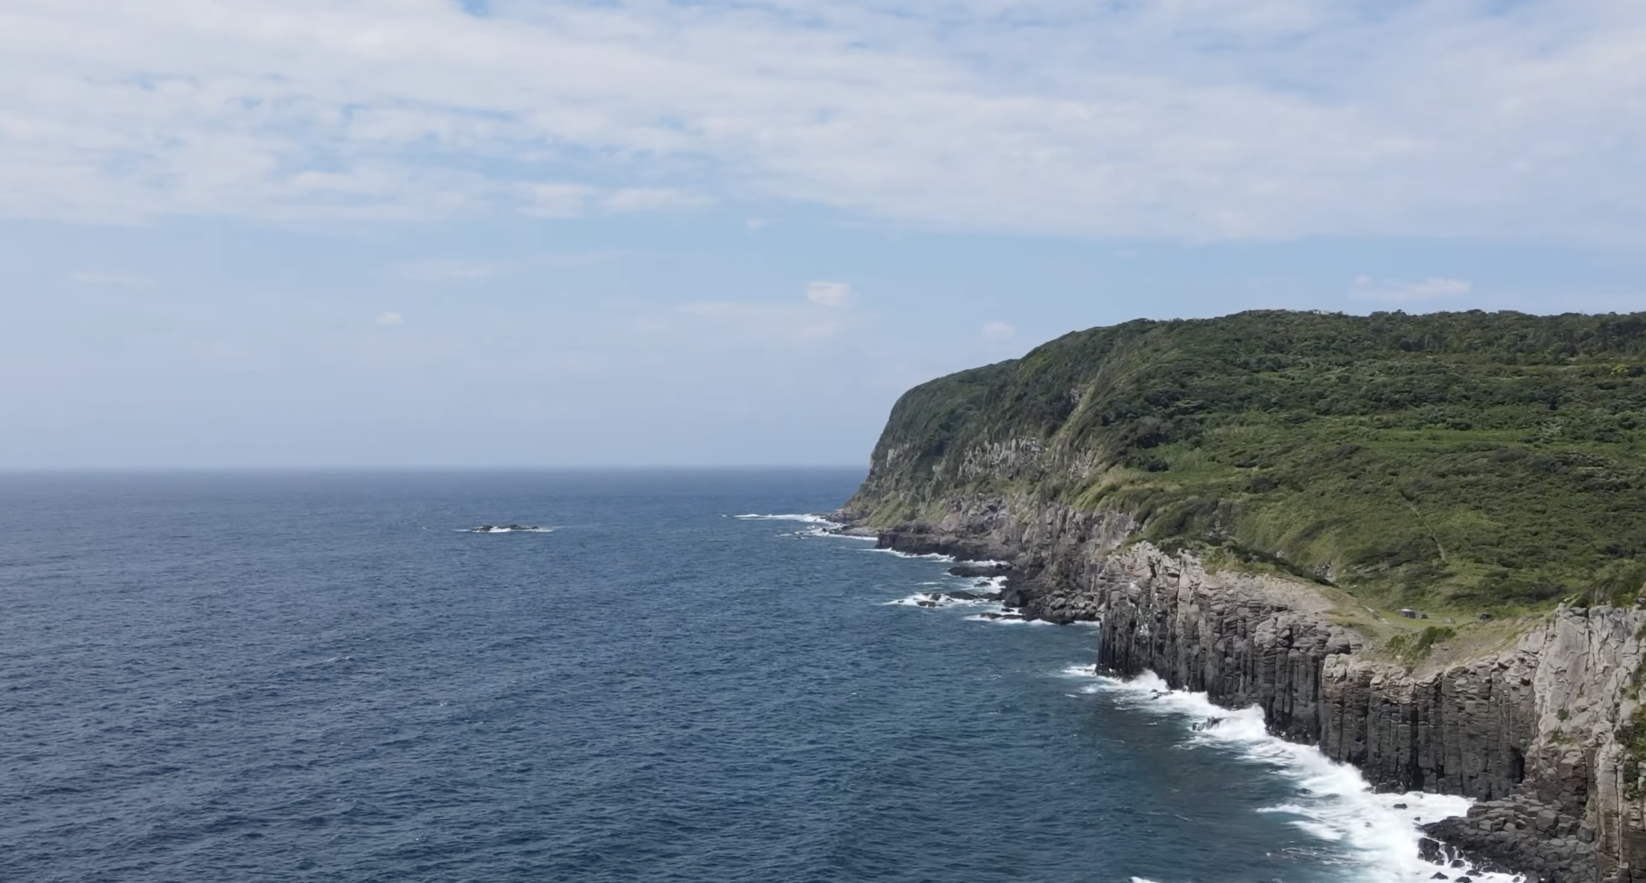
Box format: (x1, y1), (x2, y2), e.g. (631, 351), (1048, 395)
(833, 498), (1646, 883)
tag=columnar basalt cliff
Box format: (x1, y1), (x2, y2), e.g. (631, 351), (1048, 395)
(842, 310), (1646, 883)
(849, 496), (1646, 882)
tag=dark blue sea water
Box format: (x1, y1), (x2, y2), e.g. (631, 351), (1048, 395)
(0, 470), (1498, 883)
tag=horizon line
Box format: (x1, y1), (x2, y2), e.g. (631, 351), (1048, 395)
(0, 464), (870, 474)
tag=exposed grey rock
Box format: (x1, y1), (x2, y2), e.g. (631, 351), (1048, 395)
(949, 562), (1011, 577)
(856, 495), (1646, 883)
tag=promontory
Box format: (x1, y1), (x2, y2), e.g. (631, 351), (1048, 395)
(839, 310), (1646, 883)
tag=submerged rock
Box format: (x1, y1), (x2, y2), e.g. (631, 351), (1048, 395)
(948, 562), (1011, 578)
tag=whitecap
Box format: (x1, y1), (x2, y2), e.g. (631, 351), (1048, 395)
(865, 547), (957, 563)
(1063, 668), (1524, 883)
(734, 513), (879, 542)
(734, 513), (840, 526)
(791, 525), (878, 541)
(964, 613), (1051, 625)
(884, 592), (1005, 613)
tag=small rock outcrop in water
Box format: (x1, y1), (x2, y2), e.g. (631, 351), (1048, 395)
(1191, 716), (1224, 732)
(470, 524), (540, 533)
(948, 562), (1011, 578)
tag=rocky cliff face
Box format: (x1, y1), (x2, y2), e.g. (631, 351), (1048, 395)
(855, 494), (1646, 883)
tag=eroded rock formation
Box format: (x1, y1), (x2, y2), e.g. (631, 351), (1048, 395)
(850, 495), (1646, 883)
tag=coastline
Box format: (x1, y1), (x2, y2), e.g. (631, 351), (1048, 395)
(830, 499), (1646, 883)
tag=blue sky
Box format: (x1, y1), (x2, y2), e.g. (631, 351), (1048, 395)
(3, 0), (1644, 468)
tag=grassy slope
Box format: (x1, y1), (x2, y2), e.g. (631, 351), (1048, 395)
(852, 310), (1646, 614)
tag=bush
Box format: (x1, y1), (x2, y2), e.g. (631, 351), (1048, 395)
(852, 309), (1646, 610)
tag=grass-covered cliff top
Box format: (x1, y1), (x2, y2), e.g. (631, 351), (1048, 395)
(851, 310), (1646, 612)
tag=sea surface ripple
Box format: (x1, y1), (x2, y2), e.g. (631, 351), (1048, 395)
(0, 470), (1496, 882)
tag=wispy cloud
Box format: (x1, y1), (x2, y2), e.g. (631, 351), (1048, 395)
(981, 321), (1016, 341)
(602, 188), (704, 213)
(1352, 275), (1474, 303)
(670, 301), (845, 341)
(392, 260), (509, 282)
(391, 251), (623, 281)
(66, 271), (153, 287)
(375, 312), (404, 326)
(664, 280), (861, 341)
(521, 183), (598, 220)
(806, 281), (853, 307)
(1, 1), (1643, 242)
(536, 251), (626, 267)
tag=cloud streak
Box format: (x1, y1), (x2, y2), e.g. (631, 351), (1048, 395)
(1352, 275), (1474, 303)
(806, 281), (852, 307)
(981, 321), (1016, 340)
(392, 259), (508, 282)
(1, 0), (1643, 242)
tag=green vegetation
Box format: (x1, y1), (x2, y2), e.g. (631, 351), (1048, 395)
(1622, 661), (1646, 798)
(852, 310), (1646, 612)
(1386, 626), (1457, 667)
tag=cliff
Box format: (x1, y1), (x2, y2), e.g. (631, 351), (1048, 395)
(852, 310), (1646, 611)
(843, 311), (1646, 882)
(855, 496), (1646, 882)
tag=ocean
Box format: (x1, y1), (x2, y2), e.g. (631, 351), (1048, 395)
(0, 469), (1510, 883)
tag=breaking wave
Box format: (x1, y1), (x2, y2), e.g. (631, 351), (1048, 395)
(1062, 668), (1523, 883)
(865, 547), (956, 562)
(733, 513), (878, 541)
(884, 591), (1005, 612)
(733, 513), (839, 525)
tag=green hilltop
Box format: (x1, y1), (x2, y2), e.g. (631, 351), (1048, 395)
(850, 310), (1646, 612)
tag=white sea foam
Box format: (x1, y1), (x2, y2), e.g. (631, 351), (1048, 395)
(734, 513), (839, 526)
(457, 526), (554, 533)
(1063, 668), (1523, 883)
(795, 525), (878, 541)
(884, 592), (1005, 613)
(865, 547), (957, 562)
(733, 513), (879, 541)
(962, 612), (1049, 625)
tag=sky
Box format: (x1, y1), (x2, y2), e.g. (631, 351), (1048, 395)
(3, 0), (1645, 468)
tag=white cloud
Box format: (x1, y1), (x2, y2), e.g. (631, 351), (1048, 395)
(392, 252), (621, 281)
(602, 188), (703, 213)
(981, 321), (1016, 340)
(392, 260), (507, 282)
(375, 312), (404, 325)
(671, 301), (845, 340)
(1352, 276), (1474, 303)
(745, 217), (774, 234)
(66, 271), (152, 287)
(0, 1), (1643, 242)
(806, 281), (852, 307)
(536, 250), (626, 266)
(521, 183), (597, 219)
